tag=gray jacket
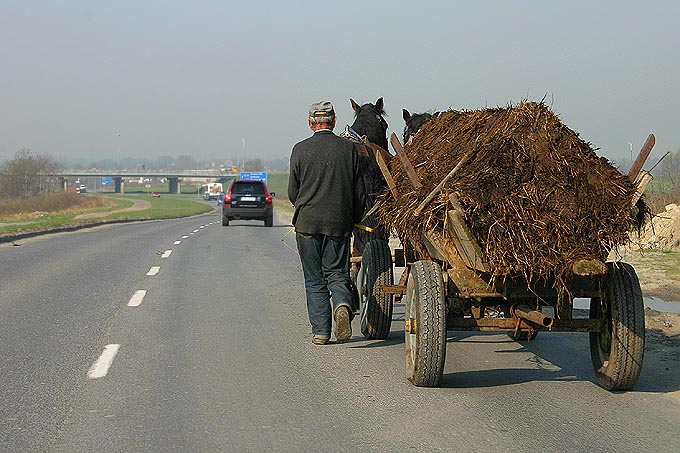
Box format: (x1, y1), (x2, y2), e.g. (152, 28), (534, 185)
(288, 130), (366, 237)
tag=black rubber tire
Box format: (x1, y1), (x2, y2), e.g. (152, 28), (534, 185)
(222, 216), (229, 226)
(405, 260), (447, 387)
(589, 262), (645, 391)
(264, 212), (273, 227)
(359, 240), (393, 339)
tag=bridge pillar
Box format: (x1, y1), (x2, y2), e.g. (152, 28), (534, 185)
(60, 177), (68, 192)
(169, 177), (181, 194)
(114, 177), (124, 193)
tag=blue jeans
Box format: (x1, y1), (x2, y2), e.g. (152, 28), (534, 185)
(296, 233), (354, 336)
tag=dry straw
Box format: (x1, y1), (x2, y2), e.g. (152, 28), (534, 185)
(376, 101), (637, 287)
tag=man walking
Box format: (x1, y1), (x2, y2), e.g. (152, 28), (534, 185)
(288, 101), (366, 345)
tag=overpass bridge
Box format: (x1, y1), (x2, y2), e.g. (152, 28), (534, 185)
(46, 170), (239, 194)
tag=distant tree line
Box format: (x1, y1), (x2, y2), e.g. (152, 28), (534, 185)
(0, 149), (58, 198)
(75, 154), (286, 172)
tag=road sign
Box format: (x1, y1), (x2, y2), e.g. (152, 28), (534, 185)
(102, 177), (112, 185)
(240, 172), (267, 185)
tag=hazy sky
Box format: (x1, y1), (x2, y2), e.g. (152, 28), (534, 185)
(1, 0), (678, 166)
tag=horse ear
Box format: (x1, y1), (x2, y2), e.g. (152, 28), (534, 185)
(403, 109), (411, 122)
(350, 99), (360, 112)
(375, 97), (384, 111)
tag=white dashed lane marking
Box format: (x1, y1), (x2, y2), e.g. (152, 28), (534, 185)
(87, 344), (120, 379)
(182, 235), (189, 239)
(200, 226), (205, 229)
(161, 250), (172, 258)
(147, 266), (160, 276)
(127, 290), (147, 307)
(173, 240), (181, 245)
(192, 229), (199, 233)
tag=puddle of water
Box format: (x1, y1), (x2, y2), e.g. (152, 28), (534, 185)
(573, 297), (680, 314)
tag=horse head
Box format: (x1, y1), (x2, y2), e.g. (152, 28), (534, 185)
(350, 97), (388, 151)
(402, 109), (435, 144)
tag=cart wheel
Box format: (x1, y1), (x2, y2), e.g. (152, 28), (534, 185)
(589, 262), (645, 391)
(405, 260), (447, 387)
(359, 240), (393, 339)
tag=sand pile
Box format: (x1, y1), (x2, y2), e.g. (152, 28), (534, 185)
(376, 101), (637, 283)
(634, 204), (680, 251)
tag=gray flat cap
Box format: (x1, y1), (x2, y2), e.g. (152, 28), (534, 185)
(309, 101), (335, 118)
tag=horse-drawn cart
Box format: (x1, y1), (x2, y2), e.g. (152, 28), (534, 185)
(354, 128), (655, 391)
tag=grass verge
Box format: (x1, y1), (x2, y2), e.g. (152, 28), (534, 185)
(0, 193), (212, 236)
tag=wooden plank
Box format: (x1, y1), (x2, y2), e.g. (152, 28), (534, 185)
(413, 151), (472, 217)
(628, 133), (655, 180)
(421, 230), (448, 261)
(631, 170), (653, 206)
(446, 193), (486, 272)
(371, 143), (398, 199)
(389, 132), (422, 189)
(447, 193), (489, 272)
(446, 209), (490, 273)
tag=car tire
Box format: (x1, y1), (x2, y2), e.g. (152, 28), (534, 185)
(222, 216), (230, 227)
(264, 212), (273, 227)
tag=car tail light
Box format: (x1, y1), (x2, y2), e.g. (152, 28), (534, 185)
(263, 183), (273, 204)
(224, 192), (232, 203)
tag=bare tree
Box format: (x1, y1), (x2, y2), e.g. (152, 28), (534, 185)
(660, 150), (680, 193)
(244, 158), (264, 171)
(0, 149), (57, 198)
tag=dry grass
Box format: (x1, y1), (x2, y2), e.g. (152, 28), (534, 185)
(0, 193), (116, 217)
(644, 191), (680, 215)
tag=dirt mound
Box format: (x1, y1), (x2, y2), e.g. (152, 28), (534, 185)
(634, 204), (680, 251)
(376, 101), (636, 283)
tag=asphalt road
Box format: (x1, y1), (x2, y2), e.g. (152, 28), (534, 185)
(1, 210), (679, 452)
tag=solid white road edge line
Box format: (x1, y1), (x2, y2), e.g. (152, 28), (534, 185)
(173, 240), (181, 245)
(161, 250), (172, 258)
(147, 266), (160, 276)
(87, 344), (120, 379)
(127, 290), (147, 307)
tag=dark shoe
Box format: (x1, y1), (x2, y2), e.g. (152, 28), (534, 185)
(312, 334), (330, 345)
(334, 305), (352, 344)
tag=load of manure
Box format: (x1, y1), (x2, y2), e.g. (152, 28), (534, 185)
(375, 101), (638, 286)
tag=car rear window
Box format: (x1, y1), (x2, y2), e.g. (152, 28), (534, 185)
(232, 181), (265, 195)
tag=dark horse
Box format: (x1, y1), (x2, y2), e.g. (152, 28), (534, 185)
(402, 109), (436, 144)
(350, 97), (389, 152)
(348, 97), (390, 247)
